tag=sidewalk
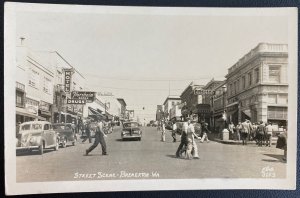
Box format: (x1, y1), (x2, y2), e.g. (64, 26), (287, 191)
(208, 133), (278, 145)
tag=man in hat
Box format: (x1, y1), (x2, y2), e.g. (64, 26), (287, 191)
(85, 117), (108, 156)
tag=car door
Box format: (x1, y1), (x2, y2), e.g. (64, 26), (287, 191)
(44, 124), (54, 147)
(49, 124), (57, 144)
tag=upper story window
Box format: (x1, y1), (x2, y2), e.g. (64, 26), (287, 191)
(29, 69), (39, 88)
(172, 101), (175, 106)
(269, 65), (281, 83)
(43, 77), (52, 94)
(248, 72), (252, 86)
(255, 68), (259, 83)
(242, 76), (246, 89)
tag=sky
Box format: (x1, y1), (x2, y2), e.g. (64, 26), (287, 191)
(15, 7), (289, 122)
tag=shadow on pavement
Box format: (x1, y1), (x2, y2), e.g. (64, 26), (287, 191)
(262, 154), (285, 163)
(165, 154), (179, 159)
(115, 139), (140, 142)
(16, 149), (53, 156)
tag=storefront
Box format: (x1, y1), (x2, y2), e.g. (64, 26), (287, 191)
(38, 101), (52, 122)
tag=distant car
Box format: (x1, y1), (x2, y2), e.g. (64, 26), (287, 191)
(16, 121), (59, 155)
(121, 122), (142, 141)
(53, 123), (77, 147)
(165, 121), (173, 130)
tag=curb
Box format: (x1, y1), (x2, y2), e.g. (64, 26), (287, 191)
(212, 138), (277, 145)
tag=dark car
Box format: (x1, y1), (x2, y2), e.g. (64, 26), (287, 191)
(165, 121), (173, 130)
(121, 122), (142, 141)
(53, 123), (77, 147)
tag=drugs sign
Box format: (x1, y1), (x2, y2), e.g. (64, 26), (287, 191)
(67, 99), (86, 104)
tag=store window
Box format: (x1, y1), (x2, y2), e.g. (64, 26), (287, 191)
(16, 91), (24, 107)
(269, 65), (281, 83)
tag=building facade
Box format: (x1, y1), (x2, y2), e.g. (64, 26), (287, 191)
(225, 43), (288, 127)
(162, 96), (181, 120)
(117, 98), (127, 121)
(180, 82), (204, 121)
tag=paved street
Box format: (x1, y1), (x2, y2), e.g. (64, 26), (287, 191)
(16, 126), (286, 182)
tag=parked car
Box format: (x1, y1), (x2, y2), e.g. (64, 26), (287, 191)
(53, 123), (77, 147)
(16, 121), (59, 155)
(121, 121), (142, 141)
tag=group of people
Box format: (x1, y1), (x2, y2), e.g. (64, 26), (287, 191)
(227, 119), (285, 146)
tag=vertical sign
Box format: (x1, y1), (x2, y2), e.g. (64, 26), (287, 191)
(64, 69), (72, 93)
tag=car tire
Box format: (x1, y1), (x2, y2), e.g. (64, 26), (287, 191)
(72, 135), (77, 146)
(138, 137), (141, 141)
(38, 144), (43, 155)
(54, 139), (59, 151)
(62, 138), (67, 148)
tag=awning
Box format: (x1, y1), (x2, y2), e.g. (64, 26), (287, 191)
(226, 102), (238, 108)
(96, 109), (103, 114)
(88, 107), (105, 119)
(40, 110), (51, 116)
(242, 109), (251, 118)
(105, 112), (113, 120)
(16, 107), (38, 118)
(37, 116), (46, 121)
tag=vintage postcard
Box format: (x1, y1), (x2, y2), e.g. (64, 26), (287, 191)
(4, 3), (297, 195)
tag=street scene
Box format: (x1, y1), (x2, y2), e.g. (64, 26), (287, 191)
(16, 125), (286, 182)
(13, 7), (290, 184)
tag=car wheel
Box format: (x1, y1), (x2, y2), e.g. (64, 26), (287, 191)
(139, 137), (141, 141)
(38, 144), (43, 155)
(62, 138), (67, 148)
(54, 139), (59, 151)
(72, 135), (77, 146)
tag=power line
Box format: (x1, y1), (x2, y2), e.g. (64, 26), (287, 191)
(84, 73), (224, 82)
(87, 84), (184, 91)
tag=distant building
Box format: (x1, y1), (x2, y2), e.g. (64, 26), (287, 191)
(117, 98), (127, 121)
(180, 82), (204, 120)
(162, 96), (181, 120)
(225, 43), (288, 126)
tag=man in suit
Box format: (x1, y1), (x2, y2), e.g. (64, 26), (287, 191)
(85, 118), (108, 156)
(241, 119), (253, 145)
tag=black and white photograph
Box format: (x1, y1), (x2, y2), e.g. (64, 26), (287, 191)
(4, 2), (297, 195)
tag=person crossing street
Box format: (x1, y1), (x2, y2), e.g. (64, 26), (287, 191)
(85, 118), (108, 156)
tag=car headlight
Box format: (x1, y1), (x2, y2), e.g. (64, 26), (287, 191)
(29, 136), (37, 144)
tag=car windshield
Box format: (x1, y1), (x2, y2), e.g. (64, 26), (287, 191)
(53, 125), (65, 130)
(21, 124), (42, 131)
(123, 122), (138, 128)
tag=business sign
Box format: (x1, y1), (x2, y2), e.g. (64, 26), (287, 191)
(67, 99), (86, 104)
(25, 98), (39, 115)
(197, 104), (211, 114)
(64, 69), (73, 93)
(71, 91), (95, 103)
(39, 101), (50, 111)
(194, 89), (215, 95)
(97, 92), (113, 96)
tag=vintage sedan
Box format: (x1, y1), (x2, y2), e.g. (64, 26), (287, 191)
(53, 123), (77, 147)
(16, 121), (59, 155)
(121, 122), (142, 141)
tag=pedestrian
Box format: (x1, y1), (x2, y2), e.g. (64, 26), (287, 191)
(265, 122), (273, 147)
(85, 118), (108, 156)
(228, 122), (235, 140)
(171, 121), (177, 142)
(161, 121), (166, 142)
(241, 119), (252, 145)
(82, 120), (92, 144)
(256, 121), (265, 147)
(235, 122), (242, 141)
(157, 121), (161, 131)
(252, 122), (258, 142)
(186, 119), (201, 159)
(276, 129), (287, 162)
(200, 123), (210, 143)
(175, 119), (188, 158)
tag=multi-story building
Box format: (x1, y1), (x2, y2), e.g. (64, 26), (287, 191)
(162, 96), (181, 120)
(210, 81), (227, 132)
(117, 98), (127, 121)
(16, 45), (55, 123)
(225, 43), (288, 127)
(180, 82), (204, 120)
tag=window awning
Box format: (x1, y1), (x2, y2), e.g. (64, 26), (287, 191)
(16, 107), (38, 118)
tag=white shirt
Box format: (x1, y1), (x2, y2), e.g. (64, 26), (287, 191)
(172, 123), (177, 131)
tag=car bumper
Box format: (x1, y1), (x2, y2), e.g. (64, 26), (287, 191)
(16, 146), (39, 150)
(122, 135), (142, 139)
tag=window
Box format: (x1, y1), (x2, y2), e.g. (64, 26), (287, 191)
(43, 77), (52, 94)
(234, 81), (237, 94)
(255, 68), (259, 83)
(29, 69), (39, 88)
(16, 91), (24, 107)
(242, 76), (246, 89)
(230, 84), (233, 95)
(269, 65), (280, 83)
(248, 72), (252, 86)
(268, 94), (277, 104)
(44, 124), (49, 130)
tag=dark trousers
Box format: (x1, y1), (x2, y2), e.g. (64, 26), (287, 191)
(171, 130), (176, 142)
(176, 140), (187, 157)
(241, 133), (248, 145)
(82, 132), (92, 143)
(257, 134), (264, 146)
(87, 132), (107, 154)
